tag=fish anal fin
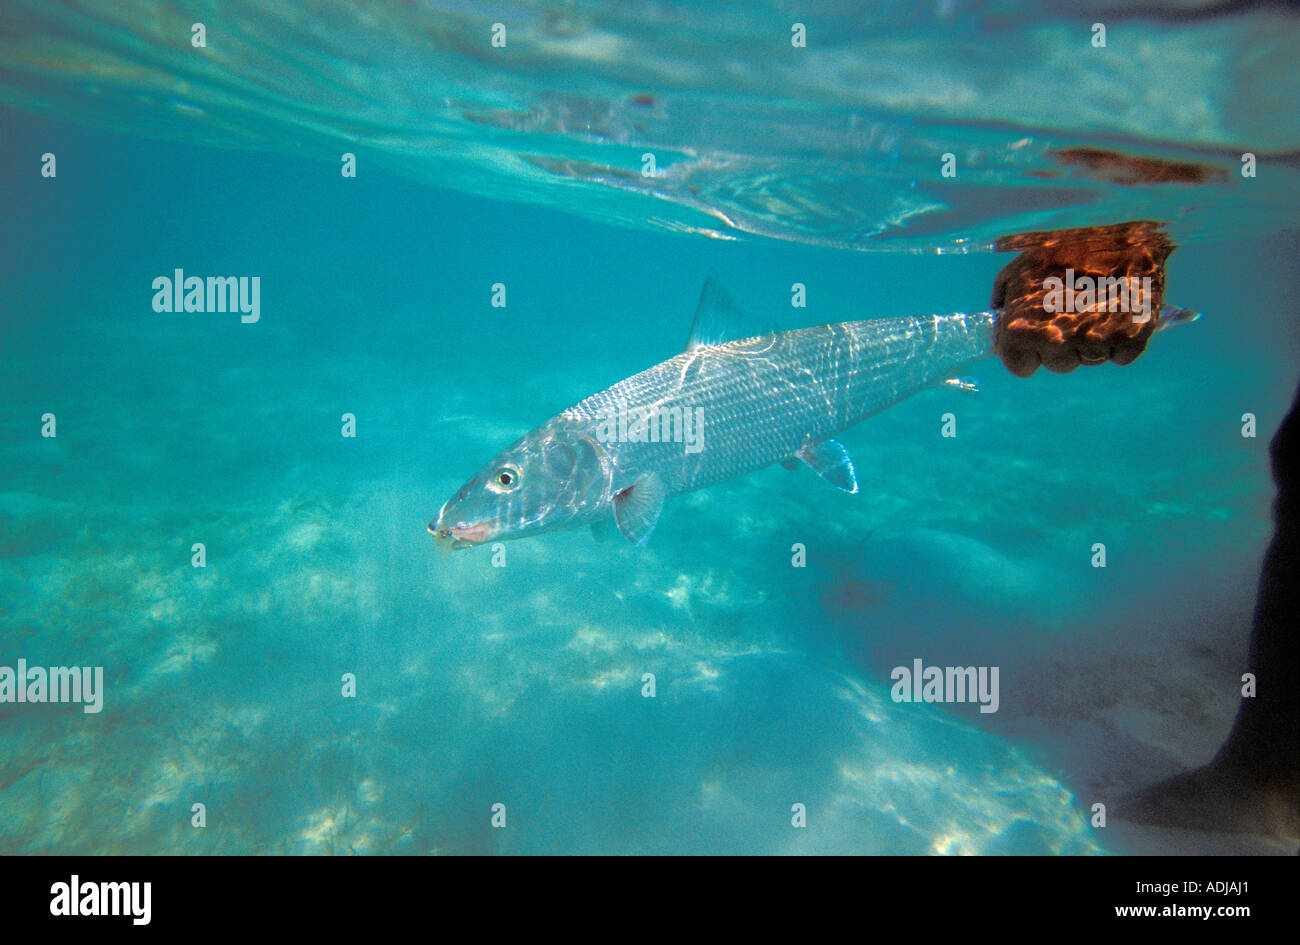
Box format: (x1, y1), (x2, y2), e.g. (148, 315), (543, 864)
(796, 439), (858, 494)
(612, 472), (666, 545)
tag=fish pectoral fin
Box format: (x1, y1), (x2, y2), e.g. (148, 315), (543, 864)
(611, 472), (666, 546)
(796, 439), (859, 494)
(942, 376), (980, 394)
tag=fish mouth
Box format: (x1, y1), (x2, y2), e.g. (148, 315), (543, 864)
(428, 518), (495, 550)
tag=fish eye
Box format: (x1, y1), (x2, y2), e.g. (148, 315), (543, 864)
(490, 465), (521, 493)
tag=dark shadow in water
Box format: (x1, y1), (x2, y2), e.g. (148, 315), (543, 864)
(1119, 377), (1300, 842)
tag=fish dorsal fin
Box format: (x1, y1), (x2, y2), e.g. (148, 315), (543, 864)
(795, 439), (858, 494)
(611, 472), (666, 545)
(687, 271), (755, 350)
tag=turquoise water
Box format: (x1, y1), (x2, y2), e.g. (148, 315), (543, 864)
(1, 2), (1298, 855)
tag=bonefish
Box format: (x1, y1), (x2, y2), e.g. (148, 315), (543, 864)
(431, 275), (1195, 549)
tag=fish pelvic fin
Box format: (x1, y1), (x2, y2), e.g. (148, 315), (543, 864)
(794, 439), (858, 494)
(612, 471), (666, 545)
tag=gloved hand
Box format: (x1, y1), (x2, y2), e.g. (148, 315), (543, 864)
(991, 220), (1174, 377)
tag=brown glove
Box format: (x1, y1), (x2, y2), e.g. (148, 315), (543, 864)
(991, 221), (1174, 377)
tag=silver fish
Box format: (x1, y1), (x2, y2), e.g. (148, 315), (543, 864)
(431, 275), (1193, 549)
